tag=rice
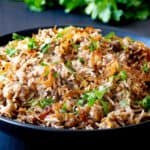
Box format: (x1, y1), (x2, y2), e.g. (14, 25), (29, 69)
(0, 26), (150, 129)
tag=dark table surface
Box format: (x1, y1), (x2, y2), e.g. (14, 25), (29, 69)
(0, 1), (150, 150)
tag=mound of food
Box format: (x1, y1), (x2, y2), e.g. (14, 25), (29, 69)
(0, 26), (150, 129)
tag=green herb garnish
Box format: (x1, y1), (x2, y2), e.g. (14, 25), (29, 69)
(56, 32), (64, 38)
(87, 98), (96, 106)
(60, 102), (67, 113)
(27, 99), (39, 107)
(40, 62), (48, 66)
(73, 44), (80, 50)
(76, 99), (84, 106)
(44, 70), (49, 76)
(12, 33), (25, 40)
(65, 60), (71, 68)
(142, 63), (149, 73)
(119, 70), (127, 81)
(104, 32), (115, 39)
(53, 72), (59, 79)
(78, 86), (108, 111)
(78, 57), (84, 64)
(137, 95), (150, 110)
(39, 98), (55, 109)
(121, 44), (128, 50)
(89, 41), (99, 52)
(53, 61), (59, 65)
(24, 0), (150, 23)
(95, 86), (108, 100)
(6, 47), (17, 57)
(28, 38), (37, 49)
(40, 43), (50, 54)
(78, 86), (109, 115)
(101, 101), (109, 115)
(73, 110), (79, 115)
(65, 60), (76, 74)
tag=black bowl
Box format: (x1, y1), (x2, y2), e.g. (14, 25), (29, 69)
(0, 26), (150, 148)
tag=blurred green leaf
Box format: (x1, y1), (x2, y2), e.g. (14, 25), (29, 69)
(24, 0), (46, 12)
(23, 0), (150, 23)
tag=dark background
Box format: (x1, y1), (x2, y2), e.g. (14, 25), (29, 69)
(0, 1), (150, 37)
(0, 1), (150, 149)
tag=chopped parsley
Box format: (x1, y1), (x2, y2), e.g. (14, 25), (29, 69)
(95, 86), (108, 99)
(6, 47), (17, 57)
(65, 60), (72, 68)
(40, 62), (48, 66)
(104, 32), (115, 39)
(73, 109), (79, 115)
(27, 99), (39, 107)
(76, 99), (84, 106)
(101, 101), (109, 115)
(77, 86), (109, 115)
(60, 102), (67, 113)
(39, 98), (55, 109)
(53, 61), (59, 65)
(77, 57), (84, 64)
(121, 44), (128, 50)
(73, 44), (80, 50)
(89, 41), (99, 52)
(40, 43), (50, 54)
(28, 38), (37, 49)
(12, 33), (25, 40)
(53, 72), (59, 79)
(88, 98), (96, 106)
(44, 70), (49, 76)
(142, 63), (149, 73)
(119, 70), (127, 81)
(56, 32), (64, 38)
(65, 60), (76, 74)
(137, 95), (150, 110)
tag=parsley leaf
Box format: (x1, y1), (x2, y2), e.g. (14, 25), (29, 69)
(24, 0), (47, 12)
(59, 0), (86, 13)
(40, 43), (50, 54)
(119, 70), (127, 81)
(53, 72), (59, 79)
(89, 41), (99, 52)
(137, 95), (150, 110)
(78, 85), (109, 113)
(39, 98), (55, 109)
(142, 63), (149, 73)
(101, 100), (109, 115)
(28, 38), (37, 49)
(40, 62), (48, 66)
(56, 32), (64, 38)
(77, 57), (84, 64)
(27, 99), (39, 107)
(24, 0), (150, 23)
(73, 44), (80, 50)
(60, 102), (67, 113)
(65, 60), (76, 74)
(6, 47), (17, 57)
(76, 99), (85, 106)
(12, 33), (25, 40)
(104, 32), (116, 39)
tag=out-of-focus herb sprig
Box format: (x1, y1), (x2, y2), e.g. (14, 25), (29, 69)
(21, 0), (150, 23)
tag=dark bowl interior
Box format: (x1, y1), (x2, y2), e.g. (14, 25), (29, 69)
(0, 26), (150, 146)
